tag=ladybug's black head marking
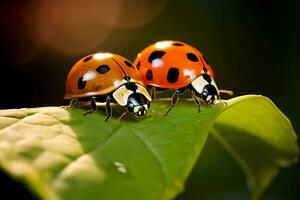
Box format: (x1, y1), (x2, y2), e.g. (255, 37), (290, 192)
(201, 84), (218, 104)
(125, 82), (138, 92)
(202, 73), (212, 83)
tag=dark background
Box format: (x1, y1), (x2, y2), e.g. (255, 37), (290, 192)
(0, 0), (299, 199)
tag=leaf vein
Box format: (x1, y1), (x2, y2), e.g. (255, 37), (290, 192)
(129, 128), (169, 189)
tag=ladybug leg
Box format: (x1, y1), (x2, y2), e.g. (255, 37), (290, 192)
(222, 100), (228, 106)
(62, 98), (79, 109)
(164, 88), (186, 116)
(105, 96), (113, 122)
(118, 111), (127, 121)
(148, 86), (156, 99)
(83, 97), (97, 116)
(69, 98), (79, 108)
(192, 93), (201, 113)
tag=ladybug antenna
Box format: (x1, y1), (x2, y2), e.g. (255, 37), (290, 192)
(219, 89), (234, 96)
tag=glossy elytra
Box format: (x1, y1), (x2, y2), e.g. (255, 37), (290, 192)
(134, 40), (232, 115)
(64, 52), (152, 121)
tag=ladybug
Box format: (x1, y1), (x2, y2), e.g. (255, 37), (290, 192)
(134, 40), (232, 115)
(64, 52), (152, 121)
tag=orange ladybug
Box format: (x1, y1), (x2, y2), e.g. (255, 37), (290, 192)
(65, 52), (152, 121)
(134, 40), (231, 115)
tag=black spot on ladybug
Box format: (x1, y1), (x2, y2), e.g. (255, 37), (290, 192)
(77, 77), (86, 90)
(203, 73), (212, 83)
(124, 60), (134, 68)
(96, 65), (110, 74)
(83, 55), (93, 62)
(136, 61), (141, 70)
(202, 56), (209, 64)
(125, 82), (138, 92)
(146, 69), (153, 80)
(148, 50), (166, 63)
(186, 53), (198, 62)
(167, 67), (179, 83)
(172, 42), (184, 46)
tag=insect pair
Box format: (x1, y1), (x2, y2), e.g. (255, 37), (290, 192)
(64, 40), (232, 121)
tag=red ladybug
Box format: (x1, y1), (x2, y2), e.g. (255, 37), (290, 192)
(134, 40), (231, 115)
(65, 52), (152, 121)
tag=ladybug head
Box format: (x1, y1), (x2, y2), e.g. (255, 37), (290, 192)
(112, 83), (152, 117)
(190, 73), (219, 104)
(127, 93), (150, 117)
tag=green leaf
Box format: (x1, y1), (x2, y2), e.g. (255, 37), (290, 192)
(0, 95), (298, 200)
(211, 95), (299, 200)
(0, 100), (225, 200)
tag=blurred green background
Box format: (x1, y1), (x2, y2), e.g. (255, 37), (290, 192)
(0, 0), (299, 199)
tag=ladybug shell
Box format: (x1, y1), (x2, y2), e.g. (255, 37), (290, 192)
(65, 53), (144, 99)
(133, 40), (215, 89)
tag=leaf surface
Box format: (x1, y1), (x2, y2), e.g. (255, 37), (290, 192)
(212, 96), (299, 200)
(0, 95), (298, 200)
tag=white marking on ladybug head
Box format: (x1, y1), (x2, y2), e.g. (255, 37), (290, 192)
(133, 106), (139, 113)
(136, 84), (152, 102)
(191, 75), (208, 95)
(144, 104), (148, 110)
(133, 105), (147, 116)
(206, 95), (212, 101)
(112, 85), (133, 106)
(82, 71), (97, 81)
(154, 41), (173, 49)
(151, 58), (164, 68)
(93, 53), (113, 60)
